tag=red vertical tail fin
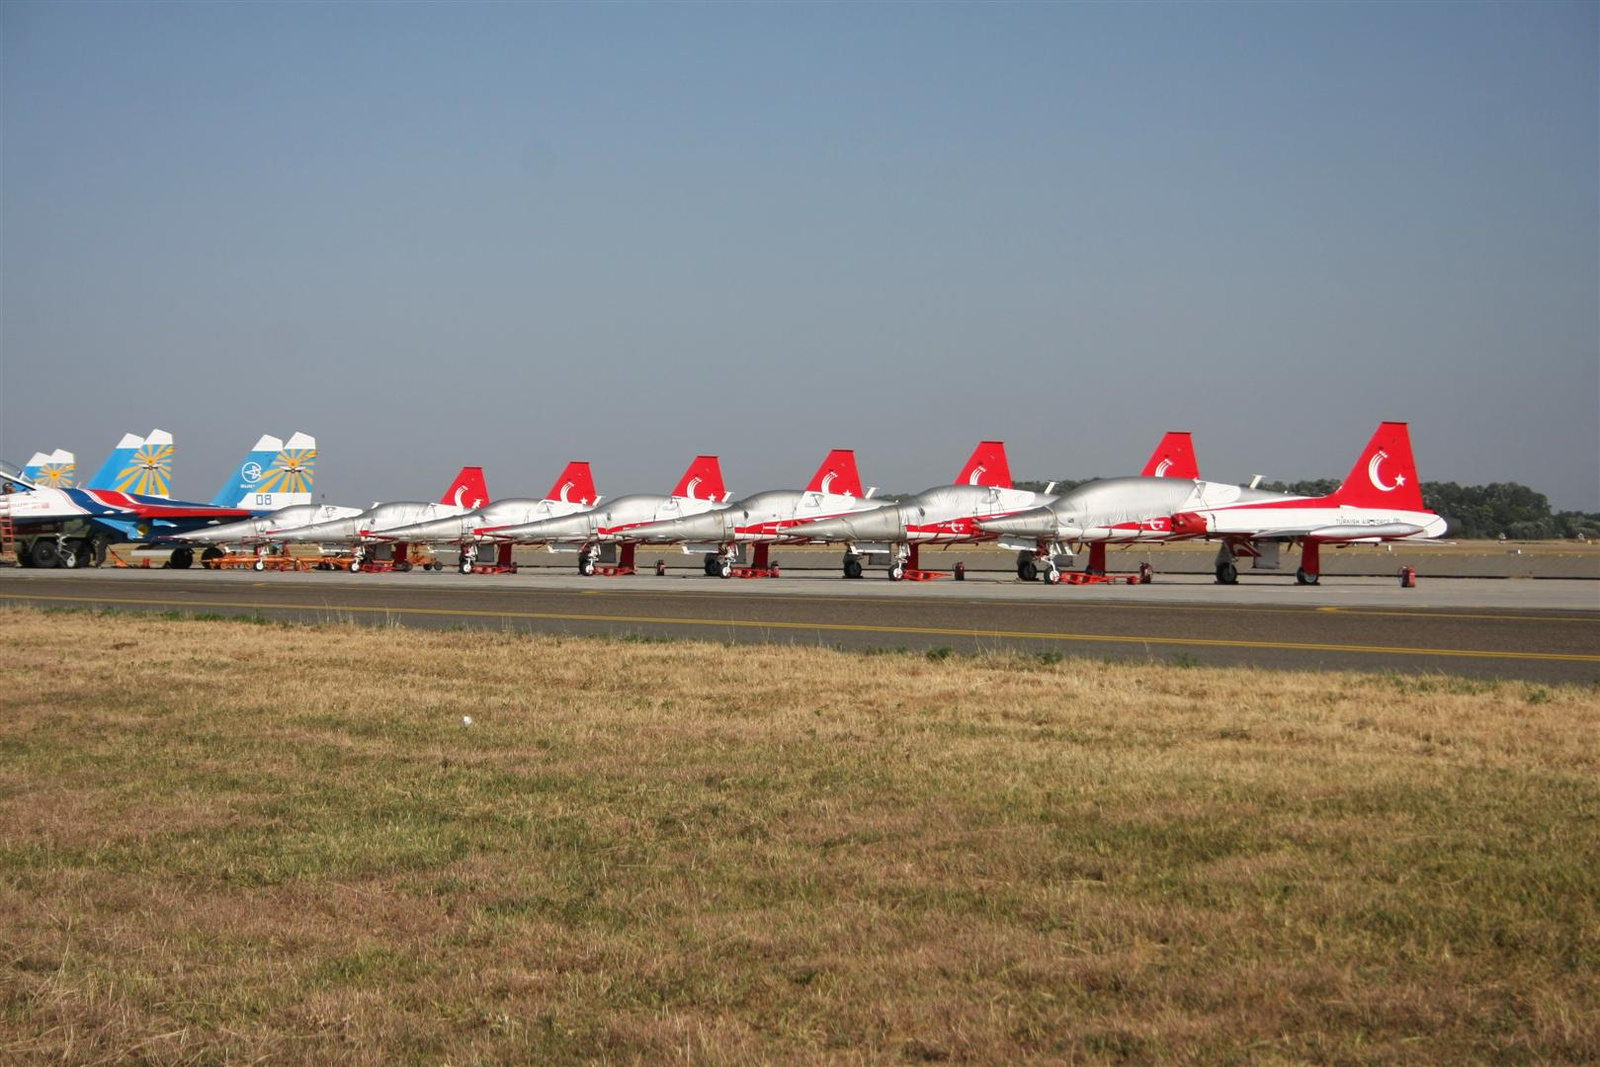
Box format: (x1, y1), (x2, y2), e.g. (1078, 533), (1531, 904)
(1140, 431), (1199, 479)
(806, 449), (863, 497)
(954, 441), (1012, 488)
(672, 455), (726, 501)
(1329, 422), (1425, 510)
(546, 461), (597, 505)
(441, 466), (489, 509)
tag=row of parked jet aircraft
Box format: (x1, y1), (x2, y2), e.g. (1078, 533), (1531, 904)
(0, 422), (1447, 585)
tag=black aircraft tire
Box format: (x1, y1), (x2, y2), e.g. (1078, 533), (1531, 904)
(201, 545), (225, 563)
(843, 557), (863, 580)
(29, 539), (60, 568)
(170, 547), (194, 570)
(1018, 560), (1038, 582)
(1216, 561), (1238, 585)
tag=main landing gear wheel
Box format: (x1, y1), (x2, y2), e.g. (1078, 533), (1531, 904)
(460, 559), (474, 574)
(170, 546), (194, 570)
(1296, 568), (1320, 586)
(843, 557), (864, 580)
(718, 559), (733, 579)
(1044, 567), (1062, 585)
(888, 562), (906, 582)
(201, 545), (225, 564)
(60, 540), (81, 568)
(1215, 560), (1239, 585)
(579, 556), (596, 577)
(703, 553), (719, 577)
(30, 540), (59, 568)
(1018, 559), (1038, 582)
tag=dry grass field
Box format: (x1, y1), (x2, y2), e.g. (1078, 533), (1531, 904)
(1, 606), (1596, 1064)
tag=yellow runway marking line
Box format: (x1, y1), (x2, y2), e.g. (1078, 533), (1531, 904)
(1314, 606), (1599, 623)
(5, 592), (1598, 664)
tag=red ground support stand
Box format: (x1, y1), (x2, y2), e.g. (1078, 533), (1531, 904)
(467, 543), (518, 575)
(1398, 565), (1417, 588)
(349, 543), (441, 573)
(727, 543), (782, 579)
(1037, 557), (1153, 587)
(1059, 570), (1142, 586)
(891, 546), (958, 581)
(587, 542), (638, 577)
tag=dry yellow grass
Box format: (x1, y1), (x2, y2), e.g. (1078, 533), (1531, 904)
(1, 605), (1596, 1064)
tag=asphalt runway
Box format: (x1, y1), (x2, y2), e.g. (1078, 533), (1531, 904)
(4, 568), (1596, 684)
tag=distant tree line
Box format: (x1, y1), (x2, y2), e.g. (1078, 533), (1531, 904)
(1011, 478), (1600, 541)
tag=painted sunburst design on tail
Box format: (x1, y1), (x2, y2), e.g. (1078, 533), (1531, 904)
(38, 460), (76, 488)
(255, 447), (315, 496)
(116, 440), (173, 496)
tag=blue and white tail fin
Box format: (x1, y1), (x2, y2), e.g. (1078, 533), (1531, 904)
(212, 434), (283, 506)
(215, 432), (316, 511)
(22, 449), (76, 488)
(85, 432), (145, 491)
(113, 428), (174, 497)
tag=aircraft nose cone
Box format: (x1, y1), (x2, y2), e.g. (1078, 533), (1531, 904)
(801, 506), (904, 543)
(506, 513), (591, 542)
(396, 517), (464, 543)
(636, 510), (728, 543)
(977, 508), (1055, 538)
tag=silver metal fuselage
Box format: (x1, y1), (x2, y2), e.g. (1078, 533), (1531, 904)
(490, 493), (727, 545)
(273, 501), (471, 545)
(177, 504), (364, 545)
(628, 489), (887, 545)
(799, 484), (1053, 546)
(978, 477), (1209, 542)
(378, 497), (597, 546)
(978, 477), (1449, 544)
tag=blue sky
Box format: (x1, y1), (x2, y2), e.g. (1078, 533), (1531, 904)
(3, 2), (1595, 508)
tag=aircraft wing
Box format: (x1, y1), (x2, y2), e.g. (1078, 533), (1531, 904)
(82, 491), (253, 521)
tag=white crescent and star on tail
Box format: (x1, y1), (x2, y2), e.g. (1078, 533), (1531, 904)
(1368, 450), (1404, 492)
